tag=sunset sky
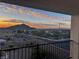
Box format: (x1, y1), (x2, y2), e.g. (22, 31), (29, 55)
(0, 2), (71, 29)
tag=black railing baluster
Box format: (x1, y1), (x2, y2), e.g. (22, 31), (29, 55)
(27, 48), (29, 59)
(9, 51), (11, 59)
(18, 49), (19, 59)
(24, 48), (26, 59)
(0, 51), (2, 59)
(13, 49), (15, 59)
(5, 51), (6, 59)
(21, 48), (23, 59)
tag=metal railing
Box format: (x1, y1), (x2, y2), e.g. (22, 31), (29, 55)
(0, 40), (71, 59)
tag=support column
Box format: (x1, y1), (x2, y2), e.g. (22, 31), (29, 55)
(70, 15), (79, 59)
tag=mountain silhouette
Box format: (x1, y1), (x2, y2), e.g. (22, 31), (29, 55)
(7, 24), (34, 30)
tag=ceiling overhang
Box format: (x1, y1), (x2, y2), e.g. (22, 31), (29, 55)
(0, 0), (79, 15)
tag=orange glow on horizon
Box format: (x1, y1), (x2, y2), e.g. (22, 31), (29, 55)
(0, 21), (21, 28)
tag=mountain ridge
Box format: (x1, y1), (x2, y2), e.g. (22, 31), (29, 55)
(6, 24), (35, 30)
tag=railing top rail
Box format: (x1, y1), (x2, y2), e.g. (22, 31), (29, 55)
(50, 39), (71, 43)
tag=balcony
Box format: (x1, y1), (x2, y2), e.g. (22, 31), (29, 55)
(0, 40), (71, 59)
